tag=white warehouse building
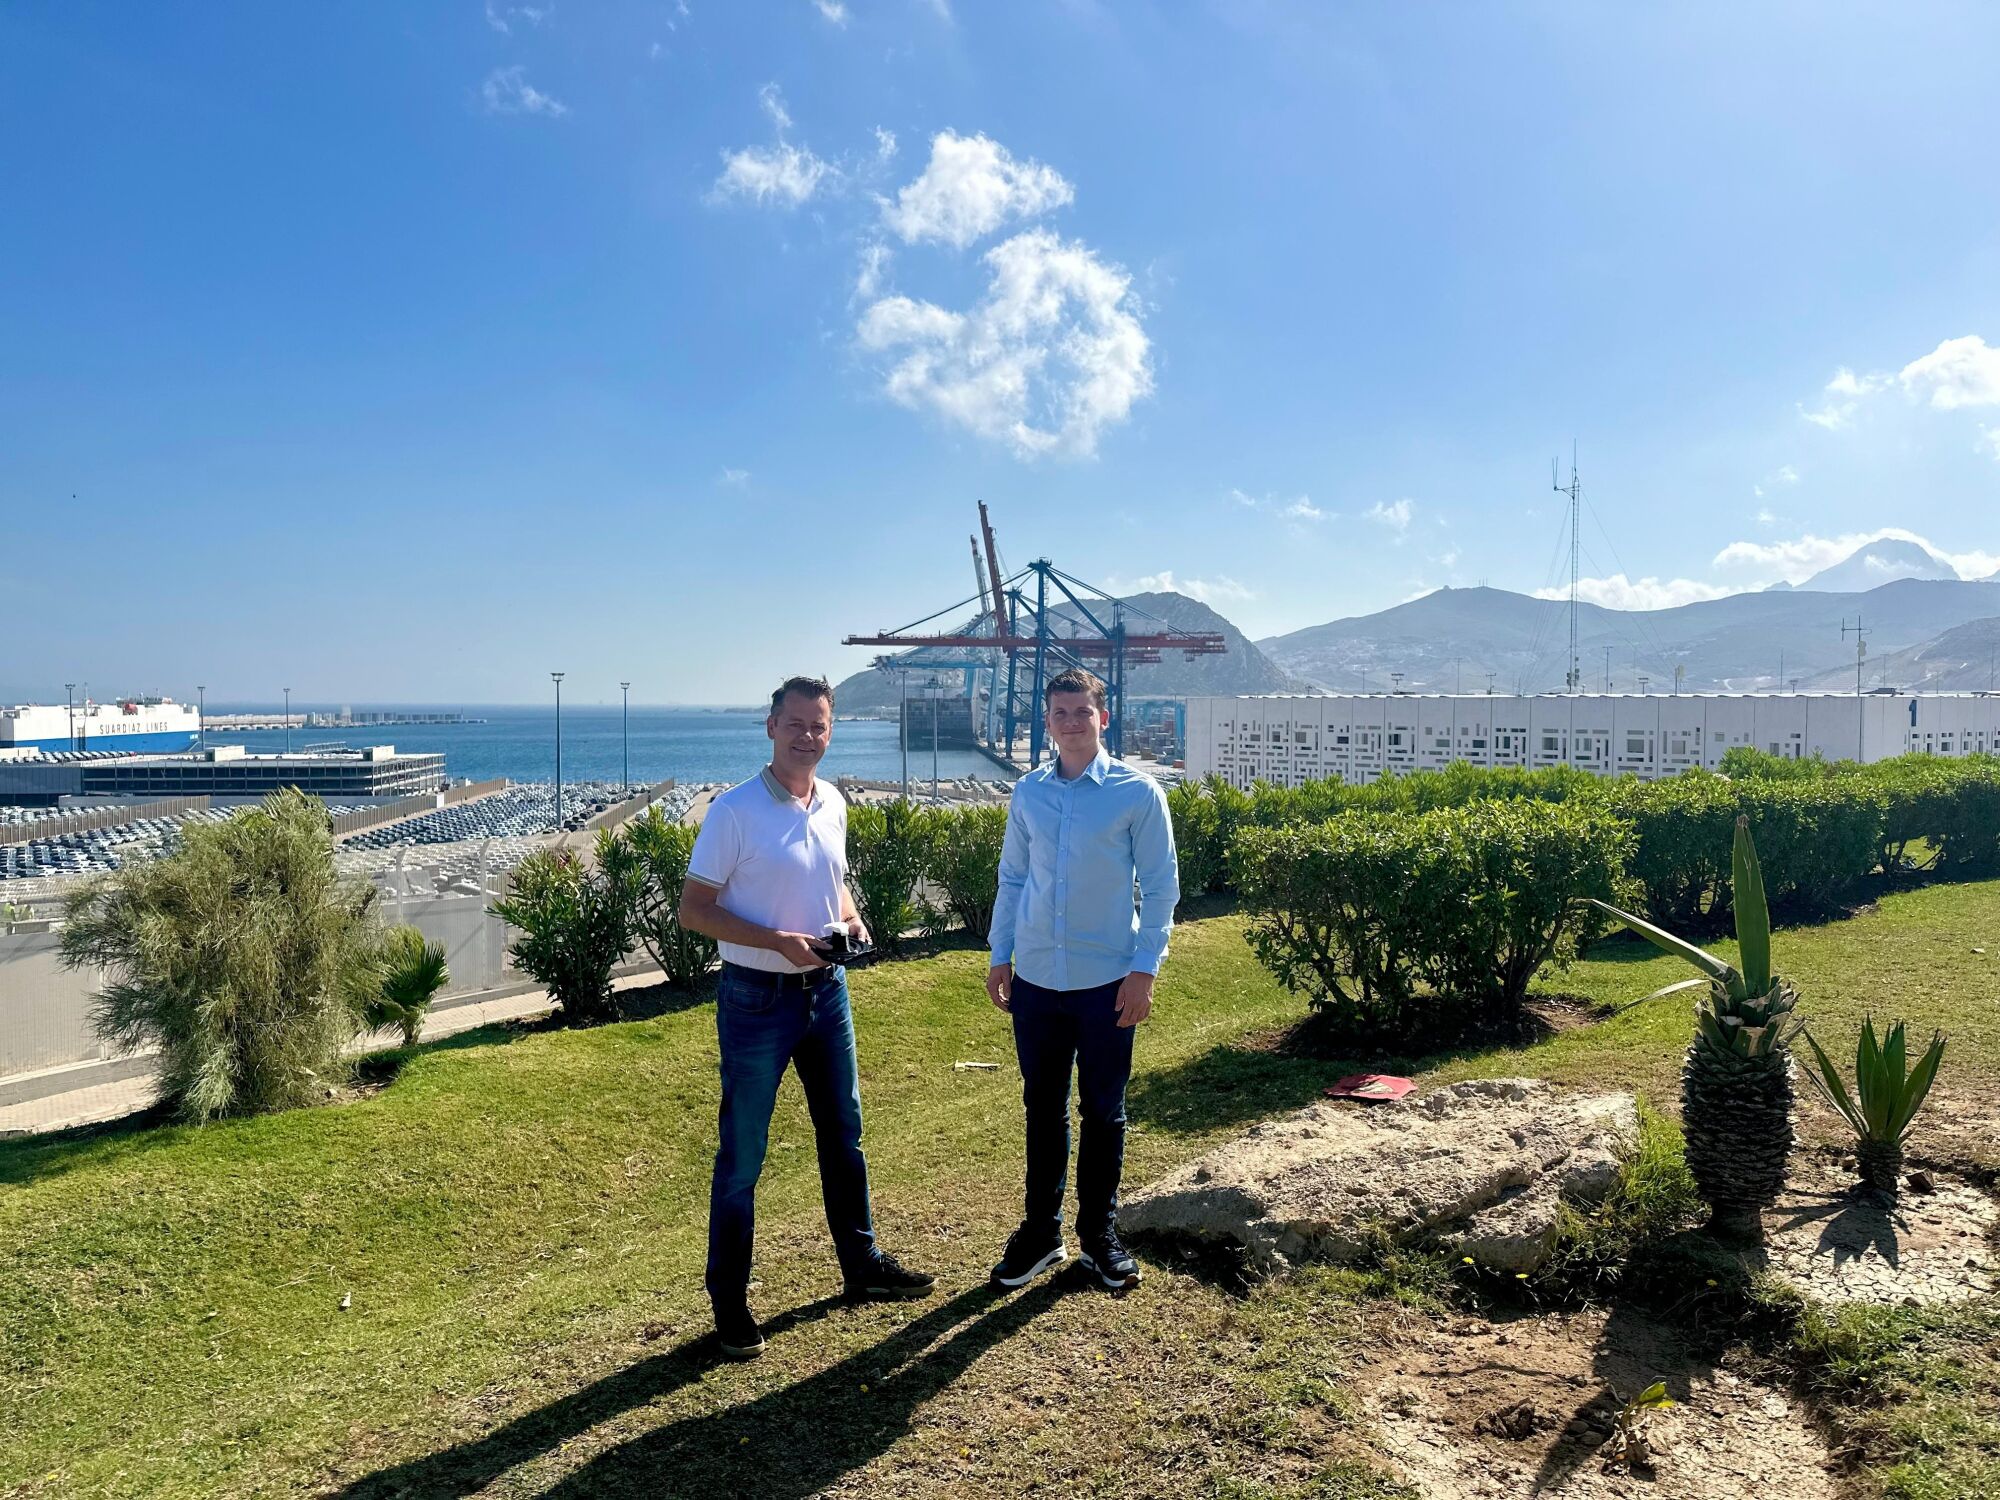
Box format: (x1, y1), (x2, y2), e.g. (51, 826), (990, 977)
(1184, 691), (2000, 789)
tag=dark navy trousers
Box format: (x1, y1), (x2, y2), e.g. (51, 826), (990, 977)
(1009, 975), (1134, 1240)
(706, 962), (877, 1305)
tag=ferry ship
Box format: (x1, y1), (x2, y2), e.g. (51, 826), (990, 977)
(0, 697), (202, 754)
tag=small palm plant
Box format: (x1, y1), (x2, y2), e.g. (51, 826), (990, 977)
(1800, 1019), (1946, 1197)
(1587, 815), (1800, 1240)
(363, 925), (450, 1047)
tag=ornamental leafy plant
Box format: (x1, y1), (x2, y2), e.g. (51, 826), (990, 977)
(362, 925), (449, 1047)
(489, 842), (643, 1024)
(1587, 815), (1800, 1240)
(1800, 1018), (1947, 1197)
(614, 807), (718, 990)
(58, 788), (383, 1121)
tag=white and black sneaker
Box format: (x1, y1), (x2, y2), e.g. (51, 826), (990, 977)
(990, 1224), (1066, 1289)
(714, 1301), (765, 1360)
(1079, 1228), (1142, 1291)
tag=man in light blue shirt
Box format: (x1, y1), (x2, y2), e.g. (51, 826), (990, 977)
(985, 667), (1179, 1292)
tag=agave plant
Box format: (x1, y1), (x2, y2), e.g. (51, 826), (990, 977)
(1800, 1019), (1947, 1196)
(363, 925), (450, 1047)
(1587, 815), (1799, 1240)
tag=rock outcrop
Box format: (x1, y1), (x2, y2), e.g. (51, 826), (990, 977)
(1121, 1078), (1637, 1276)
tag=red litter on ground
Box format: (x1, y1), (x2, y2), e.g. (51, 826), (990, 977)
(1324, 1074), (1416, 1103)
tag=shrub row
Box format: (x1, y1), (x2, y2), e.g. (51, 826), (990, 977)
(1172, 752), (2000, 927)
(1233, 798), (1626, 1038)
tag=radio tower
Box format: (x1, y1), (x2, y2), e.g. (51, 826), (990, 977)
(1554, 445), (1582, 693)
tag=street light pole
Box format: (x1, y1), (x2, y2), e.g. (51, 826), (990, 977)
(283, 687), (292, 753)
(64, 682), (75, 752)
(551, 672), (565, 831)
(931, 680), (941, 803)
(620, 681), (631, 796)
(899, 670), (910, 803)
(196, 685), (205, 750)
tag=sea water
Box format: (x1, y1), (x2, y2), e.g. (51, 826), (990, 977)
(203, 705), (1008, 788)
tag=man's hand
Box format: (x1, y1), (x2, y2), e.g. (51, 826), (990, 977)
(986, 962), (1013, 1013)
(847, 916), (871, 948)
(1114, 971), (1155, 1028)
(772, 931), (831, 970)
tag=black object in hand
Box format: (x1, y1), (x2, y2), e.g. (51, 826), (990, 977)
(818, 925), (852, 961)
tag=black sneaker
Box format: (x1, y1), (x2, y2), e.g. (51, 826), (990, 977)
(845, 1251), (938, 1302)
(990, 1224), (1067, 1289)
(714, 1301), (765, 1360)
(1079, 1228), (1142, 1291)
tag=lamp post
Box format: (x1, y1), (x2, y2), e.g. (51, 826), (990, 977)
(620, 681), (631, 796)
(930, 679), (941, 804)
(64, 682), (75, 752)
(196, 684), (205, 750)
(283, 687), (292, 752)
(551, 672), (565, 831)
(898, 669), (911, 803)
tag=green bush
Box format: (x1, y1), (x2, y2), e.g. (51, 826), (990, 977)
(489, 841), (643, 1023)
(614, 806), (718, 990)
(58, 788), (383, 1121)
(921, 803), (1009, 942)
(846, 800), (930, 953)
(363, 925), (449, 1046)
(1234, 799), (1625, 1039)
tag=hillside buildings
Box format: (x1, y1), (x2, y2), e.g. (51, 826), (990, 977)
(1184, 691), (2000, 789)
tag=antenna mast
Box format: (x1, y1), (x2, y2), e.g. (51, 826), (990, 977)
(1841, 612), (1871, 761)
(1553, 445), (1581, 692)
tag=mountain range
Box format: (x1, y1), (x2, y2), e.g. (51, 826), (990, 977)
(834, 542), (2000, 712)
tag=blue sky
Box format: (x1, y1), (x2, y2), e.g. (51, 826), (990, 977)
(5, 2), (2000, 705)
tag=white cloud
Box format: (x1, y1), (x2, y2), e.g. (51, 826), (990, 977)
(712, 142), (829, 205)
(1774, 463), (1800, 484)
(1754, 507), (1778, 525)
(485, 1), (552, 36)
(811, 0), (849, 23)
(711, 84), (832, 207)
(1799, 366), (1889, 429)
(882, 131), (1074, 250)
(481, 66), (568, 117)
(719, 468), (750, 485)
(855, 227), (1151, 459)
(1282, 498), (1324, 522)
(1115, 571), (1255, 606)
(1899, 334), (2000, 410)
(1983, 426), (2000, 463)
(1366, 498), (1414, 533)
(758, 81), (793, 133)
(920, 0), (951, 16)
(854, 241), (892, 299)
(1533, 575), (1733, 610)
(1713, 526), (1999, 584)
(1227, 488), (1259, 509)
(874, 126), (898, 161)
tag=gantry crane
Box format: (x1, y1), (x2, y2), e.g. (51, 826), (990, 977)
(845, 503), (1226, 767)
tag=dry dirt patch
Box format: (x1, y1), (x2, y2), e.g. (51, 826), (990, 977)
(1363, 1306), (1836, 1500)
(1761, 1159), (1998, 1306)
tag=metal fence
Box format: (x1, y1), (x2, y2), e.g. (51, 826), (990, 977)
(0, 872), (521, 1086)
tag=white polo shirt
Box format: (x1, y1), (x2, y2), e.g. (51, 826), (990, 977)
(687, 766), (848, 974)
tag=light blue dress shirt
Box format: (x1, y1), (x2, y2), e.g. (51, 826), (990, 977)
(988, 746), (1180, 992)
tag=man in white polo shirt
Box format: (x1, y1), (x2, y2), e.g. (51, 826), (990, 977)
(678, 675), (935, 1360)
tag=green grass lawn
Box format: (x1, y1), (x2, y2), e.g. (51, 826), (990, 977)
(4, 879), (1997, 1499)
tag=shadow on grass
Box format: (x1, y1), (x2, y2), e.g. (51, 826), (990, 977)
(334, 1280), (1075, 1499)
(1127, 1000), (1593, 1138)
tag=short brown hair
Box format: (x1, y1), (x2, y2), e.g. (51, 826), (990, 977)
(770, 675), (835, 716)
(1044, 667), (1106, 710)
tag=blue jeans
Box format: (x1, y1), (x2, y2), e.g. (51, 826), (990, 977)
(1010, 975), (1134, 1241)
(706, 962), (877, 1305)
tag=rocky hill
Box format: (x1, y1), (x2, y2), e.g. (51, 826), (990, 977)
(1259, 578), (2000, 695)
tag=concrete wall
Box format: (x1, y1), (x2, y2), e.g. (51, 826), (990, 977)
(1186, 692), (2000, 790)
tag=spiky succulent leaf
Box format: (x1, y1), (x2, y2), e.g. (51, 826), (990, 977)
(1800, 1028), (1866, 1135)
(1731, 815), (1771, 996)
(1585, 897), (1743, 995)
(1892, 1029), (1947, 1141)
